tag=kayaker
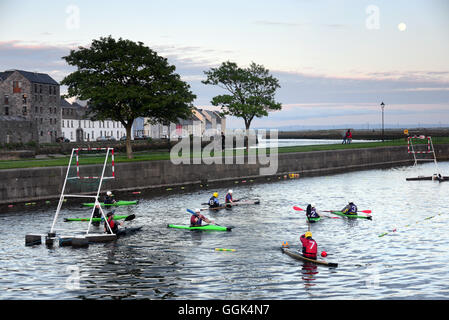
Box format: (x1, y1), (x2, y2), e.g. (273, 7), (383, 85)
(306, 203), (320, 222)
(104, 211), (123, 234)
(341, 201), (358, 215)
(209, 192), (220, 208)
(300, 231), (318, 260)
(92, 204), (101, 226)
(225, 190), (234, 204)
(190, 208), (214, 226)
(104, 191), (116, 205)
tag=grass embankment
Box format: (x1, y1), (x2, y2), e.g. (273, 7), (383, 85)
(1, 137), (449, 170)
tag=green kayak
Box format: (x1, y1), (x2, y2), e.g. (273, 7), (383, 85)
(307, 217), (321, 223)
(330, 211), (372, 220)
(82, 200), (139, 207)
(167, 224), (232, 231)
(64, 215), (130, 222)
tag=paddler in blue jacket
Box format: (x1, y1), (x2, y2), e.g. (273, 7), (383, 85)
(209, 192), (220, 208)
(306, 203), (320, 222)
(104, 191), (116, 205)
(341, 201), (358, 215)
(190, 209), (214, 226)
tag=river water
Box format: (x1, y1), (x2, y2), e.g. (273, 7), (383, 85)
(1, 161), (448, 300)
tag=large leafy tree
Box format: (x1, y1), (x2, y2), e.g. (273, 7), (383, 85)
(202, 61), (281, 150)
(61, 36), (196, 159)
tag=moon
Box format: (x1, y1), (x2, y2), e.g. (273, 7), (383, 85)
(398, 22), (407, 31)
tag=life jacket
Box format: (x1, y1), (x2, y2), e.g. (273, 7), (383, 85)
(190, 214), (202, 226)
(300, 235), (318, 259)
(104, 196), (114, 204)
(307, 207), (319, 218)
(225, 193), (233, 203)
(105, 216), (118, 234)
(343, 204), (357, 214)
(209, 196), (220, 207)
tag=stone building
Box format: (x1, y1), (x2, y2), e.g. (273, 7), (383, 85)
(0, 69), (60, 143)
(0, 115), (38, 145)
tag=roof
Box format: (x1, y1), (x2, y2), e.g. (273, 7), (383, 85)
(0, 69), (59, 85)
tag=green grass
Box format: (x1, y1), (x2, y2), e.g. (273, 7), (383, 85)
(1, 137), (448, 170)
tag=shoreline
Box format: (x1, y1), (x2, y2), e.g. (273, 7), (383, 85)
(1, 143), (449, 209)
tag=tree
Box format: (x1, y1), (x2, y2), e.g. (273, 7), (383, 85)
(61, 36), (196, 159)
(202, 61), (281, 151)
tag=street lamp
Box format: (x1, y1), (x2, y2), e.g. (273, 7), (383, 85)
(380, 102), (385, 142)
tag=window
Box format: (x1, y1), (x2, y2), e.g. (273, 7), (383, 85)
(40, 107), (43, 113)
(4, 95), (9, 104)
(4, 106), (9, 115)
(50, 118), (52, 124)
(62, 120), (65, 128)
(34, 84), (38, 93)
(22, 106), (27, 115)
(22, 94), (27, 104)
(40, 131), (43, 136)
(13, 81), (21, 93)
(39, 85), (42, 93)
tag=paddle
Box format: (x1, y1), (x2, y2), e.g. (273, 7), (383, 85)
(292, 206), (341, 219)
(187, 209), (216, 225)
(324, 209), (372, 214)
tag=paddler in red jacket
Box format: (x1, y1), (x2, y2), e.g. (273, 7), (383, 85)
(300, 231), (318, 260)
(104, 211), (123, 234)
(190, 208), (214, 226)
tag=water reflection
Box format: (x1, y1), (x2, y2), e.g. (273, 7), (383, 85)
(0, 161), (448, 299)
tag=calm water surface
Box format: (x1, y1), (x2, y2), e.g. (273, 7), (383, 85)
(1, 161), (448, 300)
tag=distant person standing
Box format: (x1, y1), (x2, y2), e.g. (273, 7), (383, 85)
(342, 129), (352, 144)
(221, 132), (225, 151)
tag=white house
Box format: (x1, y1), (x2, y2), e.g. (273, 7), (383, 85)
(61, 99), (128, 142)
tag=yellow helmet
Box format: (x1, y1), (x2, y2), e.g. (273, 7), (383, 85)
(213, 192), (218, 197)
(305, 231), (312, 238)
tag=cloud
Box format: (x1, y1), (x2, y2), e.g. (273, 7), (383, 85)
(1, 39), (448, 128)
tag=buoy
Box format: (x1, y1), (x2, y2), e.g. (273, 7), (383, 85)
(215, 248), (236, 252)
(132, 191), (141, 194)
(8, 204), (13, 208)
(281, 241), (289, 248)
(321, 251), (327, 257)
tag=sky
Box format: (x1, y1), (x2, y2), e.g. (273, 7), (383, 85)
(0, 0), (448, 129)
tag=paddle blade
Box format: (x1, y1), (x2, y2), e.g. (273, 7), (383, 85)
(187, 209), (195, 214)
(361, 210), (372, 214)
(293, 206), (304, 211)
(124, 214), (136, 221)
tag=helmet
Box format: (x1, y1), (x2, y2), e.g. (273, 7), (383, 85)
(106, 191), (112, 196)
(106, 211), (114, 217)
(305, 231), (312, 238)
(228, 190), (233, 194)
(213, 192), (218, 198)
(311, 203), (316, 208)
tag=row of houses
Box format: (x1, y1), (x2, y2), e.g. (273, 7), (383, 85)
(0, 69), (225, 145)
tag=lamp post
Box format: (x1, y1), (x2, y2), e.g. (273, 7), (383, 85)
(380, 102), (385, 142)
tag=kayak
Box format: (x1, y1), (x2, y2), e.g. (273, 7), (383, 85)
(116, 226), (143, 237)
(82, 200), (139, 207)
(167, 224), (232, 231)
(64, 215), (130, 222)
(281, 247), (338, 267)
(330, 211), (372, 220)
(203, 199), (260, 211)
(307, 217), (321, 223)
